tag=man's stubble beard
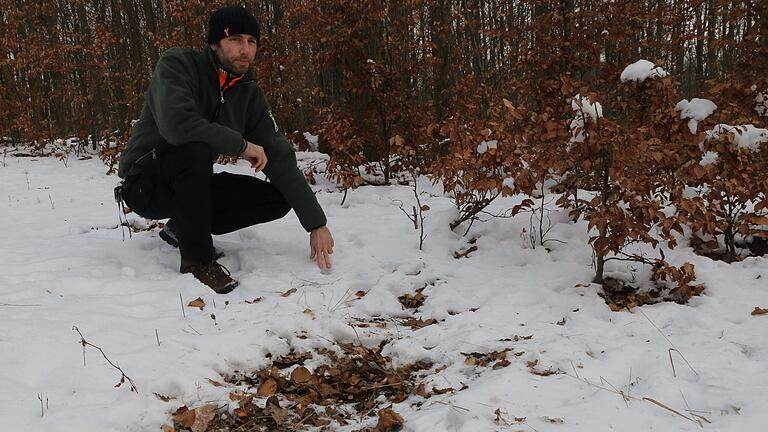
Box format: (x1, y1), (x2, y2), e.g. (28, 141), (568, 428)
(223, 57), (251, 75)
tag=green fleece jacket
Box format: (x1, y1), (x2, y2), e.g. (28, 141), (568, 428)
(118, 47), (326, 231)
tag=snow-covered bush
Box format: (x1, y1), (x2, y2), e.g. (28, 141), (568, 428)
(679, 124), (768, 260)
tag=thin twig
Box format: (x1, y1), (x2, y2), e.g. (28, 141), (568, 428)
(643, 397), (702, 427)
(179, 292), (186, 318)
(563, 372), (704, 426)
(428, 400), (471, 412)
(0, 302), (41, 307)
(570, 360), (580, 379)
(155, 329), (161, 347)
(600, 376), (629, 406)
(72, 326), (138, 393)
(668, 348), (677, 377)
(638, 309), (698, 375)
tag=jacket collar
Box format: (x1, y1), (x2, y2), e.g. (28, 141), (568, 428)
(206, 47), (255, 86)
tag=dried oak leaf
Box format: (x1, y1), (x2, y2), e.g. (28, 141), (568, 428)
(373, 407), (404, 432)
(401, 318), (437, 329)
(314, 417), (332, 427)
(160, 425), (175, 432)
(281, 288), (297, 297)
(453, 245), (478, 259)
(266, 395), (290, 424)
(190, 404), (216, 432)
(492, 359), (511, 369)
(413, 383), (429, 398)
(187, 297), (205, 310)
(752, 307), (768, 316)
(291, 366), (313, 384)
(228, 391), (250, 401)
(273, 351), (312, 368)
(153, 392), (173, 402)
(257, 378), (278, 396)
(172, 406), (195, 428)
(207, 378), (224, 387)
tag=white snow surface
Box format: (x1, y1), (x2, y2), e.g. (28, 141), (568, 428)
(620, 60), (669, 82)
(302, 132), (320, 152)
(705, 124), (768, 151)
(1, 153), (767, 431)
(675, 98), (718, 134)
(699, 151), (720, 167)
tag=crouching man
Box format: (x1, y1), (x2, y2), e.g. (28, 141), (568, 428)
(117, 6), (333, 293)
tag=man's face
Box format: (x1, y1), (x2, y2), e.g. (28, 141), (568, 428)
(211, 34), (258, 75)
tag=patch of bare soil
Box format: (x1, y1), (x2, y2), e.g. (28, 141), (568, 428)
(599, 277), (704, 311)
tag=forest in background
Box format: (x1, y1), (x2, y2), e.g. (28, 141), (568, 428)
(1, 0), (767, 288)
(1, 1), (764, 149)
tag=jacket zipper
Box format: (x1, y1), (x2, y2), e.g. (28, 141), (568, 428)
(211, 80), (254, 122)
(134, 148), (156, 165)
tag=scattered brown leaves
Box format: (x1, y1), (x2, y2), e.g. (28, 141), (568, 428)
(398, 288), (427, 309)
(400, 317), (437, 329)
(171, 405), (216, 432)
(752, 307), (768, 316)
(600, 275), (704, 312)
(272, 351), (312, 368)
(526, 359), (560, 376)
(171, 342), (432, 431)
(462, 349), (511, 367)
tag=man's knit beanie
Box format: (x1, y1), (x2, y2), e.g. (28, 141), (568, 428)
(208, 6), (261, 45)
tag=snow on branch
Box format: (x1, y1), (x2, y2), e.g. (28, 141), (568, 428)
(620, 59), (668, 83)
(675, 98), (717, 134)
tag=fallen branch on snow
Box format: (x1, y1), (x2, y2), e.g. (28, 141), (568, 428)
(73, 326), (138, 393)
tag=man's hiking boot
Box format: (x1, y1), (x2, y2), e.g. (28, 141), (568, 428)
(160, 222), (225, 260)
(180, 259), (239, 294)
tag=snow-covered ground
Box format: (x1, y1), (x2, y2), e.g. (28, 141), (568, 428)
(1, 153), (766, 431)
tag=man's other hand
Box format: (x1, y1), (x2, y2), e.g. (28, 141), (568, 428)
(242, 141), (267, 172)
(310, 226), (334, 270)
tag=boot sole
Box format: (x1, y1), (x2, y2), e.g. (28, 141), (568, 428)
(159, 228), (179, 247)
(161, 227), (225, 260)
(215, 281), (239, 294)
